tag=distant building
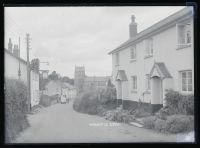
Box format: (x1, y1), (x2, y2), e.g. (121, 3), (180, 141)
(4, 38), (40, 107)
(44, 80), (77, 99)
(108, 7), (194, 112)
(74, 66), (111, 93)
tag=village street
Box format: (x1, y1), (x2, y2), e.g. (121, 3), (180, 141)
(14, 101), (181, 143)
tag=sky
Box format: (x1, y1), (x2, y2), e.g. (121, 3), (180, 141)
(4, 6), (185, 78)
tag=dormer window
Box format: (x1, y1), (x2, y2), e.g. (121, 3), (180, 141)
(130, 45), (136, 60)
(145, 38), (153, 57)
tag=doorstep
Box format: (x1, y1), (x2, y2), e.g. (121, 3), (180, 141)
(129, 122), (144, 128)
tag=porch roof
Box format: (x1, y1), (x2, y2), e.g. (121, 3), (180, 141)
(116, 70), (128, 81)
(150, 62), (172, 79)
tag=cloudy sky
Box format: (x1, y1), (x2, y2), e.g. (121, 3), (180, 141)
(5, 6), (185, 78)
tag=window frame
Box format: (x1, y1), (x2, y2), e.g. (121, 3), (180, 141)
(176, 23), (192, 49)
(130, 45), (136, 60)
(131, 76), (137, 91)
(146, 74), (151, 90)
(145, 38), (153, 57)
(115, 52), (119, 66)
(180, 70), (193, 93)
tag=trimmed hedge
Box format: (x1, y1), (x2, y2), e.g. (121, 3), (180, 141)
(143, 114), (194, 134)
(165, 89), (194, 115)
(5, 79), (30, 143)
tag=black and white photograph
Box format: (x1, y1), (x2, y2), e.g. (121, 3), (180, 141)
(4, 5), (195, 143)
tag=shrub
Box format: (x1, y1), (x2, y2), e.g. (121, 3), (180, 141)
(156, 107), (171, 120)
(99, 87), (116, 104)
(143, 116), (157, 129)
(154, 118), (167, 133)
(166, 115), (194, 133)
(73, 91), (100, 115)
(39, 94), (51, 107)
(5, 79), (30, 143)
(165, 89), (194, 115)
(133, 108), (151, 118)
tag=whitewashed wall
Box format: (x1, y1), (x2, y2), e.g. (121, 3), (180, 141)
(111, 17), (193, 104)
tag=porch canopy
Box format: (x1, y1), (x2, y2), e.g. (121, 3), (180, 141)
(116, 70), (128, 81)
(150, 62), (172, 79)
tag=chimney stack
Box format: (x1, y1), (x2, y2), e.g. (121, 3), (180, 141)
(129, 15), (137, 38)
(13, 44), (19, 57)
(8, 38), (13, 52)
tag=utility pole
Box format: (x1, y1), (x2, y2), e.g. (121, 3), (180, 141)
(26, 33), (31, 113)
(18, 37), (21, 80)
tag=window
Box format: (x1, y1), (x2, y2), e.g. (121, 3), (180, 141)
(177, 23), (192, 47)
(132, 76), (137, 90)
(130, 46), (136, 60)
(145, 38), (153, 57)
(180, 71), (192, 92)
(116, 53), (119, 65)
(146, 74), (151, 90)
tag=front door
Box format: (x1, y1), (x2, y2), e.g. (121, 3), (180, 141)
(117, 80), (122, 100)
(151, 76), (162, 104)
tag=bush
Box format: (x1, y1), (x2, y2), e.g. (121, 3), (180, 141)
(143, 116), (157, 129)
(133, 108), (151, 118)
(39, 94), (51, 107)
(99, 87), (116, 104)
(166, 115), (194, 133)
(156, 107), (171, 120)
(5, 79), (30, 143)
(154, 118), (167, 133)
(165, 89), (194, 115)
(73, 91), (100, 115)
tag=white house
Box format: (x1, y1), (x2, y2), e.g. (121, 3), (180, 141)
(108, 7), (194, 112)
(4, 40), (40, 107)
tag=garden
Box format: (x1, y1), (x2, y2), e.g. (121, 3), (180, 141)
(73, 87), (194, 134)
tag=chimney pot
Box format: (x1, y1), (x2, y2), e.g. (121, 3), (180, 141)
(129, 15), (138, 38)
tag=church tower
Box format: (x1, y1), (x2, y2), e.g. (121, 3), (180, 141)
(74, 66), (85, 94)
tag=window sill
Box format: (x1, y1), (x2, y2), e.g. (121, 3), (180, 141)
(131, 90), (137, 93)
(144, 55), (153, 59)
(176, 44), (191, 50)
(130, 59), (136, 63)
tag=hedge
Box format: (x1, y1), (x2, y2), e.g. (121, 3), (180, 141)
(5, 78), (30, 143)
(143, 114), (194, 134)
(165, 89), (194, 115)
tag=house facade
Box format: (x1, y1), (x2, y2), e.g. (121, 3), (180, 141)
(4, 39), (40, 107)
(109, 7), (194, 112)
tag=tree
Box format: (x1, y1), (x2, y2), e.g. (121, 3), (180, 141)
(30, 58), (40, 73)
(48, 71), (59, 80)
(62, 76), (74, 85)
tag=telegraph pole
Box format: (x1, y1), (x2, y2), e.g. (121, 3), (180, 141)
(26, 33), (31, 112)
(18, 37), (21, 80)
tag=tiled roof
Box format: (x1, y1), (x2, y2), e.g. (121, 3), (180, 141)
(5, 48), (27, 64)
(84, 76), (110, 82)
(108, 7), (193, 55)
(150, 62), (172, 78)
(116, 70), (128, 81)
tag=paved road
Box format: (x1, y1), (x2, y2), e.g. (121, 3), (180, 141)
(14, 102), (180, 143)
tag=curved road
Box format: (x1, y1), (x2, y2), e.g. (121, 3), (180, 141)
(15, 102), (179, 143)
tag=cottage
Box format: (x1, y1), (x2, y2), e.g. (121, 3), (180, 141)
(108, 7), (194, 112)
(4, 38), (40, 107)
